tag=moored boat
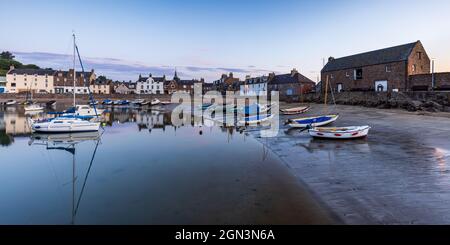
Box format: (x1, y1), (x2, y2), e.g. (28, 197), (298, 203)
(5, 100), (17, 106)
(308, 125), (371, 139)
(280, 106), (310, 115)
(238, 113), (274, 125)
(29, 117), (100, 133)
(150, 98), (161, 106)
(287, 114), (339, 128)
(25, 104), (44, 111)
(239, 103), (271, 115)
(102, 99), (113, 105)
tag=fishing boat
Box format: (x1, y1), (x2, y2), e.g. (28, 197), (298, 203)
(287, 114), (339, 128)
(25, 104), (44, 111)
(150, 98), (161, 106)
(308, 125), (371, 139)
(280, 105), (310, 115)
(238, 113), (274, 125)
(29, 117), (100, 133)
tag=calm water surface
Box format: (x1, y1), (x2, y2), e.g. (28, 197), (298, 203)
(0, 105), (334, 224)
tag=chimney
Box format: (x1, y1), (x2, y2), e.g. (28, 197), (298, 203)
(229, 72), (233, 78)
(9, 65), (15, 72)
(200, 78), (205, 83)
(328, 57), (335, 62)
(291, 68), (298, 76)
(139, 74), (142, 79)
(149, 73), (152, 77)
(268, 72), (275, 80)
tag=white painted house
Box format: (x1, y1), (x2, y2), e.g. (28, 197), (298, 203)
(136, 74), (166, 94)
(240, 75), (268, 96)
(6, 66), (56, 94)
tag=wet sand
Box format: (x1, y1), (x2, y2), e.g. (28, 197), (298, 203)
(248, 103), (450, 224)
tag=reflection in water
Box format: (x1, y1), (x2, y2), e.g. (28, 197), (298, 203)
(28, 132), (102, 224)
(297, 138), (371, 154)
(434, 147), (449, 172)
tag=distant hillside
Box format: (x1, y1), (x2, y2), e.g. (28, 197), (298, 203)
(0, 51), (40, 76)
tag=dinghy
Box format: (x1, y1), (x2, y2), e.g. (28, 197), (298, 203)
(238, 114), (274, 125)
(287, 114), (339, 128)
(25, 104), (44, 111)
(102, 99), (113, 105)
(150, 98), (161, 106)
(308, 125), (371, 139)
(280, 106), (310, 115)
(5, 100), (17, 106)
(239, 103), (271, 115)
(29, 117), (100, 133)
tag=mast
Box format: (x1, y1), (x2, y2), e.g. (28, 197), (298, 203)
(73, 34), (76, 107)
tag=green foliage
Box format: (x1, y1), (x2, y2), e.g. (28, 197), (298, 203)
(0, 51), (14, 60)
(0, 51), (41, 76)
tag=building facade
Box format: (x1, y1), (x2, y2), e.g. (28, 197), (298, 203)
(90, 78), (113, 94)
(6, 66), (56, 94)
(267, 69), (316, 99)
(54, 69), (96, 94)
(0, 76), (6, 93)
(240, 75), (269, 96)
(321, 41), (430, 92)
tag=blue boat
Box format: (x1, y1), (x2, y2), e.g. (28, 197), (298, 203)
(238, 113), (274, 125)
(102, 99), (113, 105)
(288, 114), (339, 128)
(239, 103), (271, 115)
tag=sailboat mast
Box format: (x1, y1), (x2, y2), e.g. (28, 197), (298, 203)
(73, 34), (76, 107)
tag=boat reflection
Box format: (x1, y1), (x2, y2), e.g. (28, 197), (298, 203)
(28, 131), (102, 224)
(297, 137), (371, 154)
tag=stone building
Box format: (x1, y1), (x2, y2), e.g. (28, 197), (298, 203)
(267, 69), (316, 99)
(321, 41), (430, 92)
(54, 69), (96, 94)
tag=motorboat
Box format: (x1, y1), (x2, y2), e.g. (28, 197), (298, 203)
(287, 114), (339, 128)
(308, 125), (371, 139)
(29, 117), (100, 133)
(280, 106), (310, 115)
(24, 104), (44, 111)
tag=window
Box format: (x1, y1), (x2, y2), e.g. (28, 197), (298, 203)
(24, 83), (27, 86)
(386, 65), (392, 72)
(24, 78), (27, 81)
(286, 88), (293, 95)
(417, 52), (422, 60)
(11, 83), (16, 87)
(354, 68), (363, 80)
(412, 64), (416, 72)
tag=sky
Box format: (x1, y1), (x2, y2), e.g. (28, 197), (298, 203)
(1, 0), (450, 82)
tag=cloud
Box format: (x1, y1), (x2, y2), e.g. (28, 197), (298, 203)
(12, 51), (280, 82)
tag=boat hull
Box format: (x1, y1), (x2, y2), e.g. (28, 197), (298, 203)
(308, 126), (370, 139)
(30, 118), (100, 133)
(280, 106), (309, 115)
(288, 115), (339, 128)
(238, 114), (274, 125)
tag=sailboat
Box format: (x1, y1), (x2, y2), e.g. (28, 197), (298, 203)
(30, 34), (101, 133)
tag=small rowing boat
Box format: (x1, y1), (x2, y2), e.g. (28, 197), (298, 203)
(287, 114), (339, 128)
(25, 104), (44, 111)
(308, 125), (371, 139)
(150, 98), (161, 106)
(280, 106), (309, 115)
(5, 100), (17, 106)
(238, 114), (274, 125)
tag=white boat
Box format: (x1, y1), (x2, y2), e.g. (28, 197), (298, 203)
(308, 125), (371, 139)
(288, 114), (339, 128)
(5, 100), (17, 106)
(29, 117), (100, 133)
(238, 114), (274, 125)
(73, 105), (104, 117)
(160, 101), (171, 105)
(25, 104), (44, 111)
(150, 98), (161, 106)
(280, 106), (310, 115)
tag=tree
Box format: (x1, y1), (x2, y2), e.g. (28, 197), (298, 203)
(0, 51), (15, 60)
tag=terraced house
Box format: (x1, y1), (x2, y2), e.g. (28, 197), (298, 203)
(54, 69), (96, 94)
(6, 66), (55, 94)
(321, 41), (430, 92)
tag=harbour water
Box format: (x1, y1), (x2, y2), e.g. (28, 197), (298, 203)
(0, 104), (334, 225)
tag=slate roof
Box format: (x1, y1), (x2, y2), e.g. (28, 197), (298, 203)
(8, 68), (56, 76)
(322, 41), (419, 72)
(268, 73), (314, 85)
